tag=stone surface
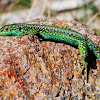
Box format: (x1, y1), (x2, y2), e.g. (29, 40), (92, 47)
(0, 19), (100, 100)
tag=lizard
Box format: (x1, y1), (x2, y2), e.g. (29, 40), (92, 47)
(0, 23), (100, 80)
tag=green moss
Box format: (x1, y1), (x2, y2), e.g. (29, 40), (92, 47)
(17, 0), (31, 8)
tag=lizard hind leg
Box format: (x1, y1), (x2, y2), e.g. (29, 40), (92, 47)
(78, 41), (88, 81)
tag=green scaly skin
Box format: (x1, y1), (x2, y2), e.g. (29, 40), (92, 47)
(0, 23), (100, 80)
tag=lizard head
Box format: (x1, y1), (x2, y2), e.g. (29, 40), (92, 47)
(0, 24), (27, 36)
(0, 24), (38, 36)
(0, 25), (10, 32)
(0, 24), (22, 32)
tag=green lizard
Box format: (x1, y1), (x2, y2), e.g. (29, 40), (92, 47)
(0, 23), (100, 80)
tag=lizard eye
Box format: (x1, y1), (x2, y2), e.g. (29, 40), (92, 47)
(5, 28), (8, 31)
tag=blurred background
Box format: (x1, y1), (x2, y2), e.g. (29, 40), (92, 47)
(0, 0), (100, 35)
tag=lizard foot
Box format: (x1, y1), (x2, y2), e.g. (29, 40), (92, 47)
(82, 60), (88, 82)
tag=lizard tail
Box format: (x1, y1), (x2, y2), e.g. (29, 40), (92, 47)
(87, 38), (100, 60)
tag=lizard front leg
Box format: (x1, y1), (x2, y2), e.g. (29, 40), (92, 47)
(17, 29), (38, 37)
